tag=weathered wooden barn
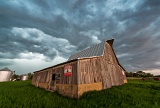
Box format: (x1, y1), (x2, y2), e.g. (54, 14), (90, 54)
(32, 39), (127, 98)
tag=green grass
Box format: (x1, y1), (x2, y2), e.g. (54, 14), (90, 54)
(0, 79), (160, 108)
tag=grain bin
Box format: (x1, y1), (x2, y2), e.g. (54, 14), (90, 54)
(21, 74), (28, 81)
(0, 67), (13, 82)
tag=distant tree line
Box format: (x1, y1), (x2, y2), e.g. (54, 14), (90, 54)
(12, 72), (33, 80)
(125, 71), (154, 77)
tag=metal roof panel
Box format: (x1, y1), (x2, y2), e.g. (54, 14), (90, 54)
(68, 41), (106, 61)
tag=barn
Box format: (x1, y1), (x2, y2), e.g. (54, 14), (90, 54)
(32, 39), (127, 98)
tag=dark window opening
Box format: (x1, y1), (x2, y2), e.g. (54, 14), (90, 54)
(52, 73), (61, 84)
(52, 74), (55, 80)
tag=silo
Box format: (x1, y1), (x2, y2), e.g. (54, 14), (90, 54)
(21, 74), (28, 81)
(0, 67), (13, 82)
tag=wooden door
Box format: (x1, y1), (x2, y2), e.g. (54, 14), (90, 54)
(50, 74), (56, 90)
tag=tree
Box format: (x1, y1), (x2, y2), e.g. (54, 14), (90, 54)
(12, 74), (19, 79)
(136, 71), (146, 77)
(125, 72), (134, 77)
(146, 73), (154, 77)
(125, 71), (154, 77)
(28, 72), (33, 80)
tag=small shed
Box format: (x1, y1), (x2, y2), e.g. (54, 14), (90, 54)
(32, 39), (127, 98)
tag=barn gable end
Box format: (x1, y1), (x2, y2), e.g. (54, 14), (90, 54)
(100, 40), (127, 89)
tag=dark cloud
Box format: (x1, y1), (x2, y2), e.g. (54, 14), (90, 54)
(0, 58), (14, 66)
(0, 27), (76, 61)
(0, 0), (160, 74)
(0, 61), (13, 66)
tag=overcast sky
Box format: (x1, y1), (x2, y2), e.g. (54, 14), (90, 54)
(0, 0), (160, 75)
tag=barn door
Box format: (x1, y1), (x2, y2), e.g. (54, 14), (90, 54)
(50, 74), (56, 90)
(50, 73), (60, 91)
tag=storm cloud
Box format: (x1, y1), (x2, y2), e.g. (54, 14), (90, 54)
(0, 0), (160, 75)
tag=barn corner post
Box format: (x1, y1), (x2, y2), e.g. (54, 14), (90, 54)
(122, 69), (127, 83)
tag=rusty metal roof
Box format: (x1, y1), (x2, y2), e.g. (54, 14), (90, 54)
(68, 40), (106, 61)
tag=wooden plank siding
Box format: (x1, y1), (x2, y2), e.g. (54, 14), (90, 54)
(78, 57), (102, 85)
(77, 42), (126, 90)
(32, 71), (49, 84)
(32, 61), (78, 88)
(50, 61), (78, 85)
(101, 42), (126, 88)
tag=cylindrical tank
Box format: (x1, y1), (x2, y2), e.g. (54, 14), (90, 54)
(0, 67), (13, 82)
(21, 74), (28, 81)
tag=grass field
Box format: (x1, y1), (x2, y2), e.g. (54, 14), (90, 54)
(0, 79), (160, 108)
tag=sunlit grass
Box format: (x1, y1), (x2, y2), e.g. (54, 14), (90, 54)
(0, 79), (160, 108)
